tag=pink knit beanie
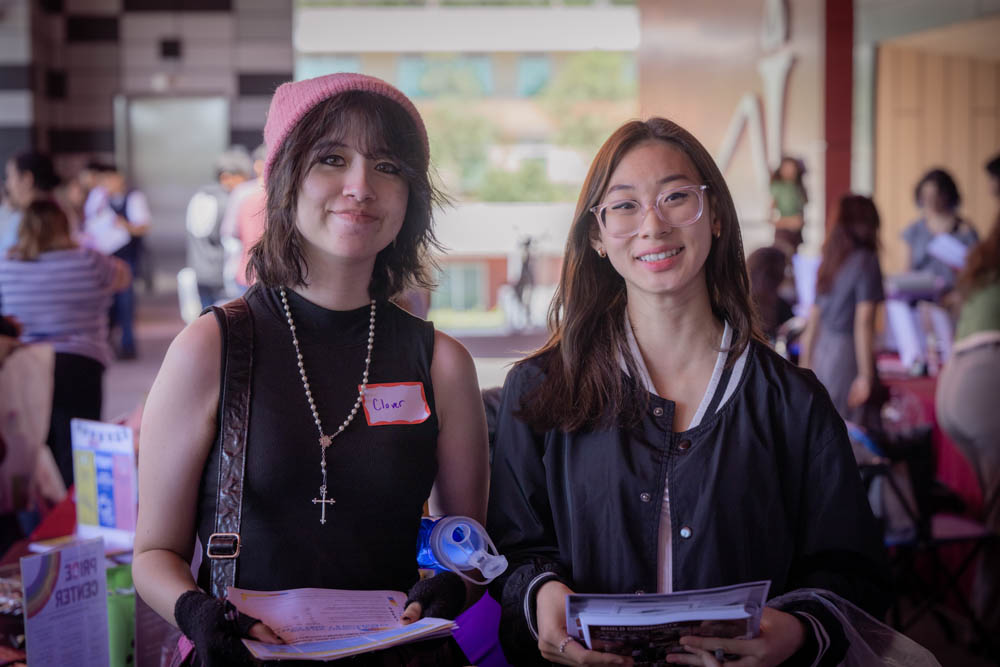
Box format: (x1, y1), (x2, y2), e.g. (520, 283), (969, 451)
(262, 72), (428, 183)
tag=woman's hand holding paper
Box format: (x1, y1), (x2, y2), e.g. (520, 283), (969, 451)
(667, 607), (805, 666)
(536, 580), (632, 666)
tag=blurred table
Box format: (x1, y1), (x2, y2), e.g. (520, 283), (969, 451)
(881, 374), (983, 516)
(0, 493), (75, 567)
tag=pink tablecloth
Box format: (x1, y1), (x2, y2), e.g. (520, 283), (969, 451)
(883, 375), (983, 516)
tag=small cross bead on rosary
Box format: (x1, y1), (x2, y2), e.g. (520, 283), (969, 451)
(312, 485), (336, 524)
(312, 435), (336, 523)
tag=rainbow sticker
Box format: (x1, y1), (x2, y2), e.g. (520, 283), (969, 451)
(23, 551), (61, 619)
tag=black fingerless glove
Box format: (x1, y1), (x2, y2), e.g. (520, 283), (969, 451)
(405, 571), (467, 620)
(174, 590), (260, 667)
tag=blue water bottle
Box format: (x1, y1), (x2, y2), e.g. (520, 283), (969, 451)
(416, 515), (508, 584)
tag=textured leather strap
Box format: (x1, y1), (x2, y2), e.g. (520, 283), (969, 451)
(208, 298), (253, 599)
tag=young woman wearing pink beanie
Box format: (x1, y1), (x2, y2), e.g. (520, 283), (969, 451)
(133, 73), (488, 666)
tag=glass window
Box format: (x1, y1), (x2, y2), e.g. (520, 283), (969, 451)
(397, 55), (427, 97)
(397, 55), (493, 97)
(431, 263), (485, 311)
(294, 55), (361, 82)
(463, 55), (494, 95)
(516, 54), (551, 97)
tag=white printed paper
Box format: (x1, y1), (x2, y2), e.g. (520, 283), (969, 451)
(229, 587), (408, 642)
(228, 587), (455, 661)
(566, 581), (770, 662)
(21, 537), (109, 667)
(926, 233), (969, 270)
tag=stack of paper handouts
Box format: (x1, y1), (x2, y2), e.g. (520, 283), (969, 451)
(228, 587), (456, 661)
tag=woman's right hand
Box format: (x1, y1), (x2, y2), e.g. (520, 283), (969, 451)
(535, 580), (632, 666)
(174, 590), (282, 667)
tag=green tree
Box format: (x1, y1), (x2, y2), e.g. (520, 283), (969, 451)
(542, 52), (637, 155)
(424, 102), (496, 193)
(477, 160), (575, 202)
(543, 52), (636, 104)
(418, 55), (488, 98)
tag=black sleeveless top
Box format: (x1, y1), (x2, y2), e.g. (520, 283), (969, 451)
(196, 285), (439, 594)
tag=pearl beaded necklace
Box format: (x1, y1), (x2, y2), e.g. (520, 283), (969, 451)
(279, 287), (376, 524)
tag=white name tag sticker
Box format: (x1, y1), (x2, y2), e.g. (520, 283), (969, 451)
(361, 382), (431, 426)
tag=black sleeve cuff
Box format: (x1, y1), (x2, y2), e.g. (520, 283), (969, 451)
(491, 559), (572, 667)
(776, 599), (848, 667)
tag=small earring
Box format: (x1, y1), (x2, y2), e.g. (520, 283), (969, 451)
(597, 247), (607, 258)
(392, 236), (398, 248)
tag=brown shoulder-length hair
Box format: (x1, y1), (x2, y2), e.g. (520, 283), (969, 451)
(8, 199), (75, 260)
(248, 90), (443, 299)
(957, 211), (1000, 297)
(518, 118), (760, 433)
(815, 194), (880, 295)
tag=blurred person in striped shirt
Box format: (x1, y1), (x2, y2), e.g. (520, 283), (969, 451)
(0, 199), (130, 488)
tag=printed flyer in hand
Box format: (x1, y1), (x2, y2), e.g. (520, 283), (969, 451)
(228, 587), (455, 661)
(566, 581), (770, 665)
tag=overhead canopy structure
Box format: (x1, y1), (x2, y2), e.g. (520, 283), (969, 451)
(295, 6), (640, 54)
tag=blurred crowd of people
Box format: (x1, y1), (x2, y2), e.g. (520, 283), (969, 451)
(0, 143), (267, 534)
(749, 154), (1000, 633)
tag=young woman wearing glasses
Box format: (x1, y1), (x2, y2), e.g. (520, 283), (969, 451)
(485, 119), (894, 667)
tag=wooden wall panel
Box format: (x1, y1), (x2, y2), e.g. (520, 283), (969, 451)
(921, 55), (945, 165)
(974, 60), (997, 109)
(875, 46), (896, 248)
(972, 115), (997, 223)
(875, 44), (1000, 274)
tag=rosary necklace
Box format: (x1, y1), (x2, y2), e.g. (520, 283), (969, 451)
(279, 287), (375, 524)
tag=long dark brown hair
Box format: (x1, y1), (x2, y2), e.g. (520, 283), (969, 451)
(747, 246), (790, 339)
(518, 118), (759, 432)
(957, 211), (1000, 297)
(248, 90), (443, 299)
(914, 168), (960, 211)
(815, 194), (880, 294)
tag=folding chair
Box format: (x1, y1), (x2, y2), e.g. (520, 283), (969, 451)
(850, 423), (999, 659)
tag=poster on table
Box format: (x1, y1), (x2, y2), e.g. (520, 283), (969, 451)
(20, 537), (110, 667)
(71, 418), (137, 550)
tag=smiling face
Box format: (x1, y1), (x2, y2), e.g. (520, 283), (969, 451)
(294, 136), (409, 268)
(591, 140), (719, 302)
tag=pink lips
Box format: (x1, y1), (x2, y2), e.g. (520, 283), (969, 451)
(332, 209), (377, 223)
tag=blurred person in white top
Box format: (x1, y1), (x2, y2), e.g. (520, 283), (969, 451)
(186, 147), (252, 308)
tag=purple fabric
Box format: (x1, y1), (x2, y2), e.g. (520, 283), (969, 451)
(452, 593), (510, 667)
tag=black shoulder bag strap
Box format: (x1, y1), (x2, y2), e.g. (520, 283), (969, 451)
(204, 297), (254, 600)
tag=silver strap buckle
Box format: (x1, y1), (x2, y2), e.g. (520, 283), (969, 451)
(206, 532), (241, 559)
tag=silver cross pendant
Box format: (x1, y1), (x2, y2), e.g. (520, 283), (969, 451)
(312, 485), (336, 524)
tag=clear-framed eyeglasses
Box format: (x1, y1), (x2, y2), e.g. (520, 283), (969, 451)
(590, 184), (710, 239)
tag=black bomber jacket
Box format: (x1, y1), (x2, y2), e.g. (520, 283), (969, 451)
(486, 341), (890, 666)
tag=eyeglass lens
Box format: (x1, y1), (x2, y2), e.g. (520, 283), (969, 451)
(600, 187), (704, 236)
